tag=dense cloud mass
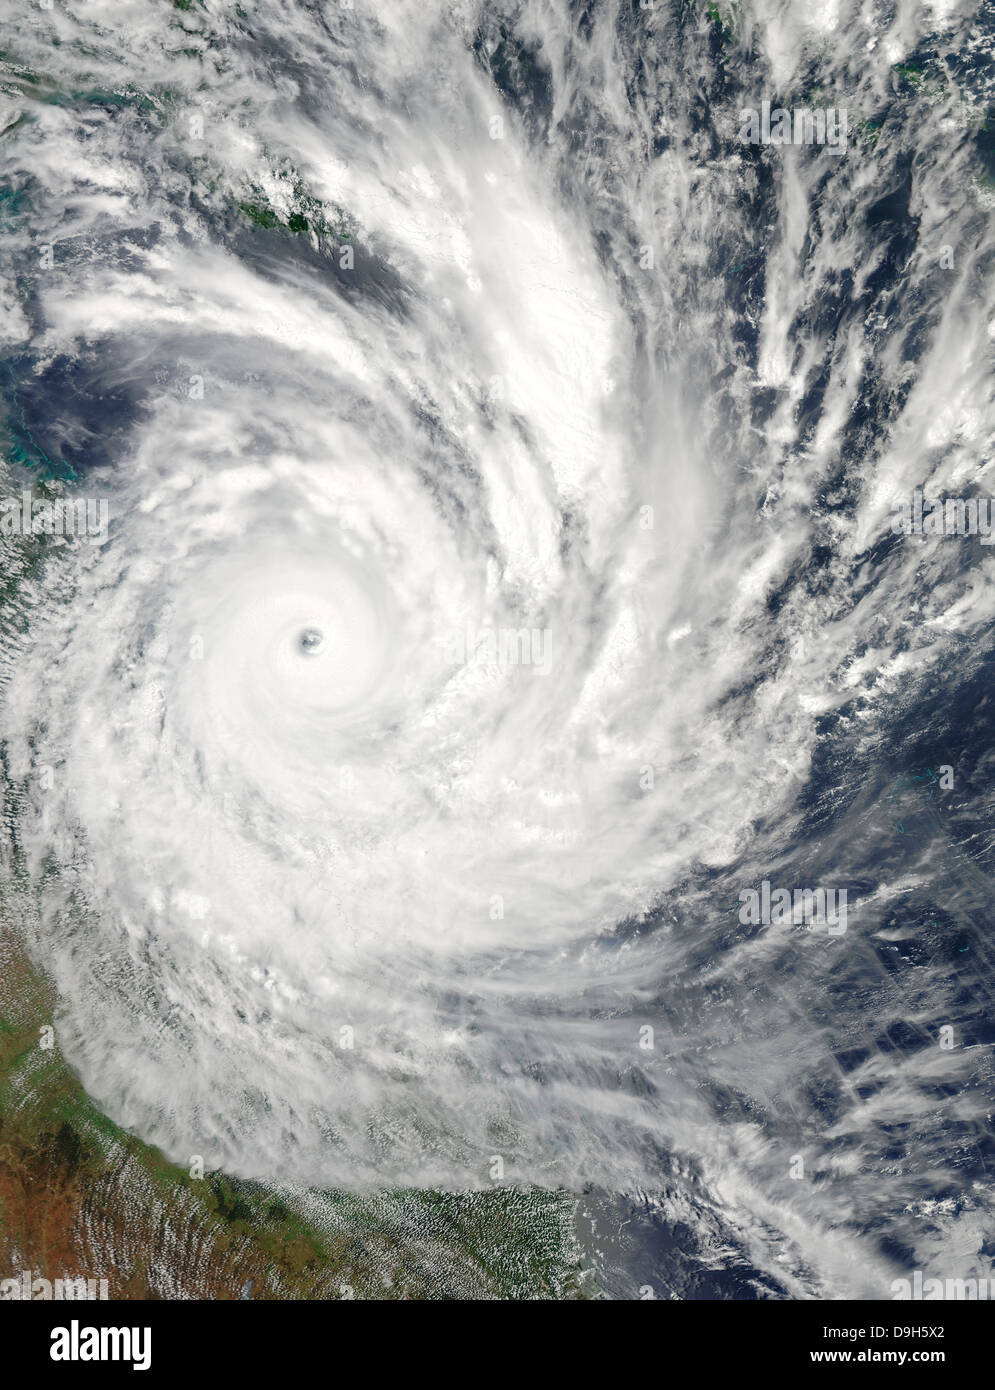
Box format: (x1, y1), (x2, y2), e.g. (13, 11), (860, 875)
(2, 0), (995, 1298)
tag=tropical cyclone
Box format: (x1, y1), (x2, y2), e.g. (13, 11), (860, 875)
(1, 0), (994, 1300)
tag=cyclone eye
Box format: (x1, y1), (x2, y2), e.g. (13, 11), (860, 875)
(298, 628), (325, 655)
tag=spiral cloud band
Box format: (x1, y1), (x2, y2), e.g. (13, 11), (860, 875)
(2, 0), (995, 1298)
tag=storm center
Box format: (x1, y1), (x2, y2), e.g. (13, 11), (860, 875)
(298, 627), (325, 655)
